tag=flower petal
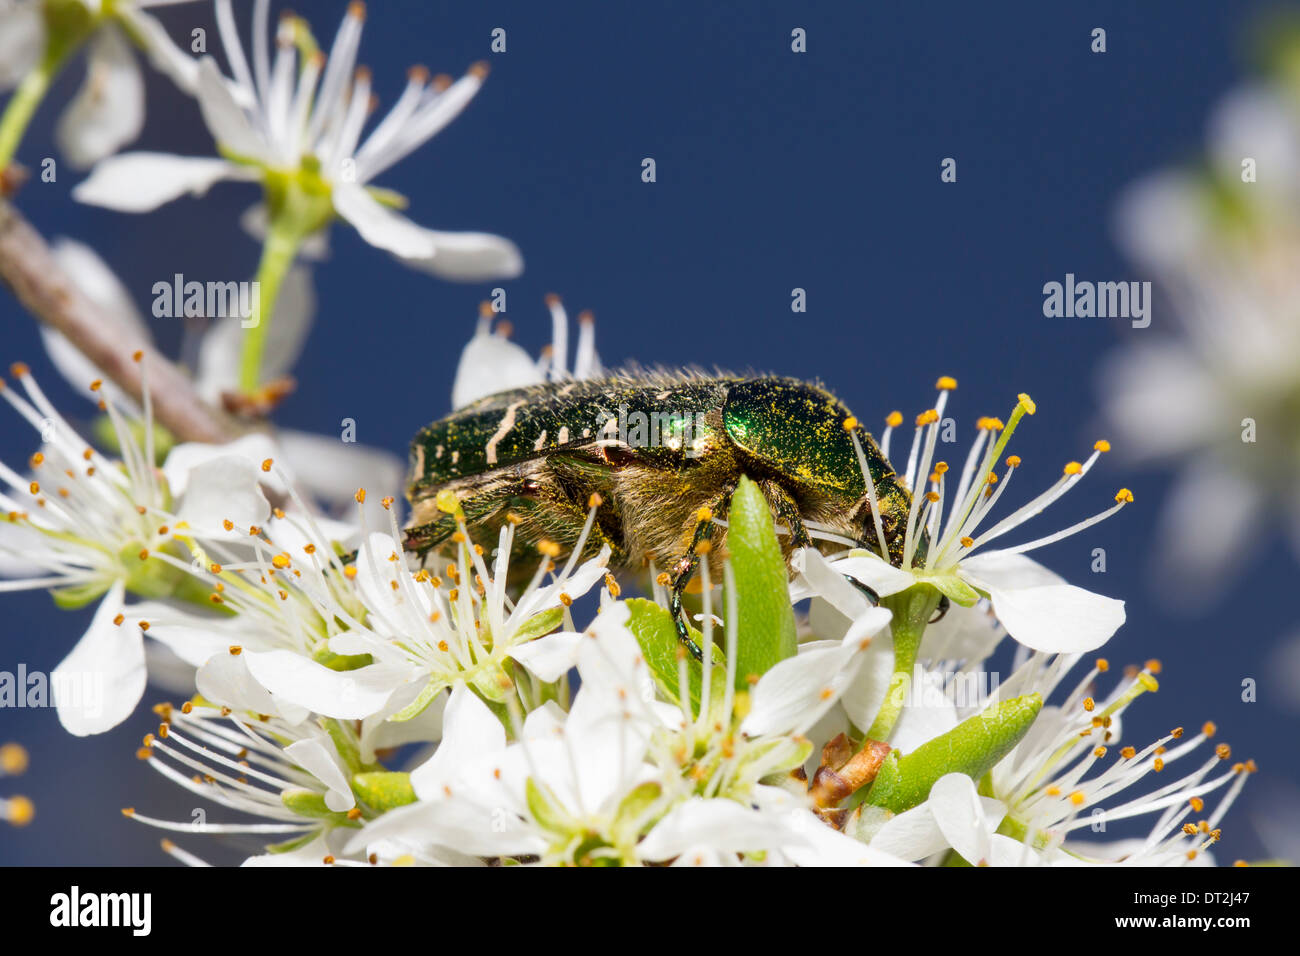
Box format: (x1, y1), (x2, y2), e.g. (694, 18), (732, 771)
(961, 559), (1124, 654)
(242, 650), (407, 721)
(73, 152), (245, 213)
(52, 583), (145, 735)
(451, 325), (544, 409)
(0, 2), (43, 89)
(55, 26), (145, 169)
(193, 56), (265, 158)
(506, 631), (583, 682)
(401, 229), (524, 282)
(410, 683), (506, 800)
(332, 182), (437, 259)
(928, 773), (1007, 866)
(174, 454), (271, 539)
(284, 739), (355, 812)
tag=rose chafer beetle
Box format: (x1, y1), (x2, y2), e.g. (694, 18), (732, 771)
(404, 372), (929, 658)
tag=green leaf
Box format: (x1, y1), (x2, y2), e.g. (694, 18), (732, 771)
(865, 693), (1043, 813)
(727, 476), (797, 686)
(623, 598), (725, 719)
(352, 771), (417, 812)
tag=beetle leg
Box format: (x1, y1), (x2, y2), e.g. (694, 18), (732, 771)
(842, 575), (881, 607)
(763, 481), (812, 549)
(668, 488), (735, 661)
(929, 595), (951, 623)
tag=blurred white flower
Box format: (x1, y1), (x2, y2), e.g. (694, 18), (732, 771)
(0, 0), (197, 169)
(1101, 80), (1300, 607)
(72, 0), (521, 281)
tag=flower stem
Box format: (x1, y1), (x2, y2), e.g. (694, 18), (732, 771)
(237, 222), (303, 393)
(864, 584), (941, 741)
(0, 58), (60, 171)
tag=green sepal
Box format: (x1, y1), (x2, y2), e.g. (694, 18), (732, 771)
(525, 778), (576, 835)
(352, 771), (417, 812)
(623, 598), (725, 719)
(512, 606), (564, 643)
(280, 788), (352, 823)
(865, 693), (1043, 813)
(321, 718), (363, 775)
(728, 477), (797, 685)
(387, 677), (447, 722)
(311, 643), (373, 673)
(611, 781), (664, 846)
(264, 830), (322, 854)
(923, 573), (981, 608)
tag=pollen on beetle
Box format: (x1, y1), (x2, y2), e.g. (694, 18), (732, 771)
(935, 375), (957, 391)
(696, 506), (713, 522)
(885, 411), (903, 428)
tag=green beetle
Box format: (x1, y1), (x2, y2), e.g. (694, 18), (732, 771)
(404, 372), (917, 657)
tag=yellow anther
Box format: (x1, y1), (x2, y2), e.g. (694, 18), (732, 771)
(925, 491), (939, 503)
(1202, 721), (1217, 737)
(916, 409), (939, 426)
(842, 416), (858, 431)
(1005, 455), (1021, 468)
(354, 488), (367, 504)
(885, 411), (903, 428)
(959, 536), (974, 548)
(1017, 393), (1036, 414)
(1093, 746), (1106, 758)
(1137, 673), (1159, 692)
(1094, 439), (1111, 452)
(1068, 791), (1086, 806)
(260, 458), (273, 472)
(1189, 797), (1204, 812)
(7, 795), (34, 825)
(1096, 658), (1109, 672)
(0, 743), (29, 775)
(537, 540), (562, 558)
(588, 493), (604, 509)
(1063, 461), (1083, 476)
(1082, 697), (1095, 712)
(1114, 488), (1134, 504)
(1145, 659), (1162, 674)
(1216, 743), (1231, 760)
(935, 375), (957, 391)
(271, 553), (291, 569)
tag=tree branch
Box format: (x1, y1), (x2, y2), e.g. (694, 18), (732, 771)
(0, 194), (239, 444)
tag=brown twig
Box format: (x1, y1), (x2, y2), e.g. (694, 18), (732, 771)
(0, 193), (239, 444)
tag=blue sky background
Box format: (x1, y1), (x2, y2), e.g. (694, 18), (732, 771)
(2, 0), (1297, 864)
